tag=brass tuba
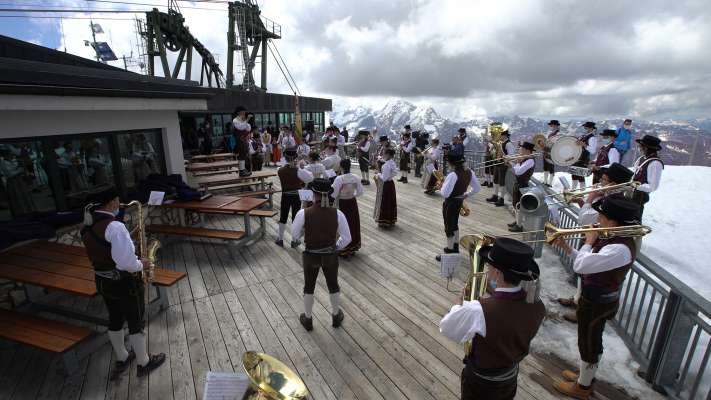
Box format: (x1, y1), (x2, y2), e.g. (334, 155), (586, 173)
(458, 233), (495, 356)
(433, 169), (445, 190)
(121, 201), (160, 291)
(487, 122), (508, 159)
(241, 351), (308, 399)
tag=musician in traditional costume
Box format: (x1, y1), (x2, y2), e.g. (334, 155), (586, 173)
(81, 188), (165, 379)
(304, 152), (326, 180)
(553, 196), (641, 400)
(422, 138), (441, 195)
(337, 127), (347, 158)
(322, 138), (342, 184)
(270, 128), (281, 166)
(249, 132), (264, 172)
(397, 131), (415, 183)
(486, 130), (515, 207)
(556, 163), (635, 324)
(482, 137), (494, 188)
(296, 139), (311, 162)
(375, 135), (390, 171)
(291, 178), (352, 331)
(373, 148), (398, 227)
(357, 130), (372, 185)
(507, 142), (536, 233)
(570, 122), (598, 190)
(459, 127), (471, 148)
(413, 131), (429, 178)
(276, 149), (314, 248)
(280, 126), (297, 162)
(232, 106), (252, 177)
(631, 135), (663, 219)
(435, 153), (480, 261)
(261, 129), (273, 167)
(591, 129), (620, 184)
(440, 238), (545, 400)
(542, 120), (561, 186)
(332, 159), (364, 257)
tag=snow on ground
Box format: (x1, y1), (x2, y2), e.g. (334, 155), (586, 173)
(532, 246), (666, 400)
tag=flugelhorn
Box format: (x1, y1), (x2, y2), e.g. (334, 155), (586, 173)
(546, 181), (640, 204)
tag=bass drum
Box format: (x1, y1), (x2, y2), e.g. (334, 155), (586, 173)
(550, 136), (582, 167)
(504, 168), (516, 196)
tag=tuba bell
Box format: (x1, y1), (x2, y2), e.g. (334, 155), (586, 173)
(458, 233), (495, 356)
(241, 351), (309, 399)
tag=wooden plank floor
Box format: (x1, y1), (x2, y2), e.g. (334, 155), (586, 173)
(0, 170), (640, 400)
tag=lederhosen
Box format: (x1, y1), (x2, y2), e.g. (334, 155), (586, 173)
(357, 141), (370, 172)
(493, 140), (510, 186)
(631, 155), (663, 218)
(235, 127), (250, 163)
(81, 212), (145, 333)
(463, 291), (546, 400)
(278, 166), (304, 224)
(399, 140), (412, 172)
(250, 140), (263, 171)
(571, 134), (594, 182)
(414, 142), (426, 176)
(543, 130), (559, 173)
(443, 169), (471, 237)
(512, 163), (534, 208)
(302, 206), (340, 295)
(577, 237), (636, 363)
(484, 144), (494, 176)
(591, 142), (614, 184)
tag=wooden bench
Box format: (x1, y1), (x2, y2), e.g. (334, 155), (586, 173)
(193, 168), (239, 177)
(249, 209), (278, 218)
(206, 186), (279, 209)
(146, 224), (246, 241)
(0, 308), (93, 374)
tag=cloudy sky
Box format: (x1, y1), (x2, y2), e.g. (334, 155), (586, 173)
(2, 0), (710, 120)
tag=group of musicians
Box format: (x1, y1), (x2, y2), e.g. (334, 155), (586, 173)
(81, 108), (664, 399)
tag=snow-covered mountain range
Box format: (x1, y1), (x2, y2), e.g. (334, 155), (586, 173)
(331, 99), (711, 166)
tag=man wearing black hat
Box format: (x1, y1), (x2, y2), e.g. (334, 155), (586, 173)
(440, 237), (546, 400)
(435, 153), (481, 261)
(291, 178), (351, 331)
(591, 129), (620, 184)
(398, 131), (415, 183)
(553, 196), (641, 399)
(543, 120), (561, 186)
(556, 163), (635, 323)
(232, 106), (252, 177)
(375, 135), (391, 171)
(486, 130), (515, 207)
(275, 149), (314, 247)
(507, 141), (537, 232)
(357, 130), (372, 185)
(631, 135), (664, 219)
(249, 131), (264, 172)
(458, 127), (470, 148)
(570, 122), (599, 190)
(422, 137), (441, 195)
(81, 188), (165, 379)
(412, 131), (430, 178)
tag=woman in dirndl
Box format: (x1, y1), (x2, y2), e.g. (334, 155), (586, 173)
(332, 159), (364, 256)
(373, 148), (397, 227)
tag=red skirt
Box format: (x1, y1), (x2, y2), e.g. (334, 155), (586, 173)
(374, 180), (397, 226)
(338, 197), (361, 256)
(271, 145), (281, 163)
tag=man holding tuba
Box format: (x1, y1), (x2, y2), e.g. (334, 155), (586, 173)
(553, 196), (642, 400)
(486, 129), (515, 207)
(435, 153), (480, 261)
(422, 137), (441, 195)
(81, 188), (165, 379)
(506, 141), (537, 233)
(440, 237), (546, 400)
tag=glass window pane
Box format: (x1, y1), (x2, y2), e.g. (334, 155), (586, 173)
(211, 114), (223, 137)
(116, 131), (165, 193)
(52, 137), (115, 210)
(0, 141), (56, 220)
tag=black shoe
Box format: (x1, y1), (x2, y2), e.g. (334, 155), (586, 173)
(453, 243), (459, 253)
(239, 170), (252, 177)
(274, 239), (284, 247)
(397, 177), (404, 182)
(110, 351), (135, 381)
(507, 221), (518, 227)
(495, 198), (505, 207)
(364, 181), (370, 185)
(435, 254), (442, 262)
(443, 247), (458, 254)
(486, 195), (499, 203)
(508, 225), (523, 232)
(137, 353), (166, 377)
(300, 314), (313, 331)
(332, 310), (344, 328)
(290, 240), (301, 248)
(414, 174), (422, 178)
(401, 177), (408, 183)
(424, 190), (434, 195)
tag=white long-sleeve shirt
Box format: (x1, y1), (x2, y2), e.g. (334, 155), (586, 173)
(379, 159), (397, 181)
(305, 163), (326, 179)
(504, 141), (516, 156)
(322, 153), (341, 171)
(439, 287), (523, 343)
(291, 208), (352, 251)
(462, 136), (471, 148)
(94, 211), (143, 273)
(571, 243), (632, 275)
(585, 135), (598, 158)
(359, 141), (371, 153)
(512, 159), (535, 176)
(400, 141), (415, 153)
(605, 147), (620, 166)
(332, 173), (364, 200)
(577, 202), (599, 226)
(441, 170), (481, 199)
(633, 157), (663, 193)
(296, 168), (314, 184)
(427, 147), (441, 162)
(281, 135), (296, 149)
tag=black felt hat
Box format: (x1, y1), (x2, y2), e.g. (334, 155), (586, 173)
(521, 141), (535, 151)
(479, 237), (540, 281)
(309, 178), (332, 194)
(379, 135), (389, 142)
(448, 153), (466, 165)
(548, 120), (560, 126)
(283, 148), (298, 159)
(385, 148), (396, 157)
(458, 128), (466, 133)
(601, 129), (618, 137)
(600, 162), (634, 184)
(592, 196), (641, 226)
(404, 124), (411, 130)
(635, 135), (662, 150)
(582, 121), (596, 129)
(233, 105), (247, 115)
(358, 130), (370, 136)
(501, 130), (510, 136)
(88, 187), (119, 206)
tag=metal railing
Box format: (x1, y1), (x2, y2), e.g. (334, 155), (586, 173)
(534, 178), (711, 399)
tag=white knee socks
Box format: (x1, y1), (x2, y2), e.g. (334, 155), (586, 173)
(574, 277), (582, 304)
(446, 235), (455, 249)
(402, 171), (408, 179)
(303, 294), (314, 318)
(329, 292), (340, 315)
(543, 171), (550, 185)
(578, 361), (599, 386)
(107, 330), (129, 362)
(239, 160), (245, 171)
(278, 223), (286, 240)
(453, 230), (459, 247)
(493, 184), (500, 196)
(128, 332), (150, 367)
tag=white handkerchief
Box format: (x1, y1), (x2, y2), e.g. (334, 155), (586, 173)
(298, 189), (313, 202)
(203, 371), (249, 400)
(440, 254), (462, 279)
(148, 191), (165, 206)
(325, 169), (337, 178)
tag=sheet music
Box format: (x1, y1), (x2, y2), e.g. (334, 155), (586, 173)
(203, 371), (250, 400)
(148, 191), (165, 206)
(440, 254), (462, 279)
(298, 189), (313, 202)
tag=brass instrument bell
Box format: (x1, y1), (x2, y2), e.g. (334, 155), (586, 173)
(241, 351), (309, 400)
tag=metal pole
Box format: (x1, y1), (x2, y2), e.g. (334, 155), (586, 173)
(90, 19), (100, 61)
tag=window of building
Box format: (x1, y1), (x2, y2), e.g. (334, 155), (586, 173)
(0, 140), (56, 220)
(211, 114), (224, 137)
(116, 131), (165, 194)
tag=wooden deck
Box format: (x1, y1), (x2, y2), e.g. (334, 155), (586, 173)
(0, 171), (639, 400)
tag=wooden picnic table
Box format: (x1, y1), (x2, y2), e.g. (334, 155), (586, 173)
(193, 170), (276, 191)
(189, 152), (235, 163)
(185, 160), (241, 172)
(0, 241), (186, 325)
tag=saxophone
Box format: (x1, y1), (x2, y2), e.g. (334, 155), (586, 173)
(458, 233), (495, 356)
(122, 201), (160, 290)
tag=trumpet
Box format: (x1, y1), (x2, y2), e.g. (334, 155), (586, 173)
(546, 181), (640, 204)
(493, 221), (652, 244)
(470, 152), (542, 170)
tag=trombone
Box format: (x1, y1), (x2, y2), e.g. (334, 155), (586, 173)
(470, 152), (542, 170)
(546, 181), (640, 205)
(490, 221), (652, 244)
